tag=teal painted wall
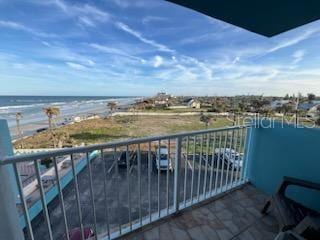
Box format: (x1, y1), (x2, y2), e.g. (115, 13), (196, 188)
(19, 151), (99, 228)
(0, 119), (19, 202)
(247, 122), (320, 212)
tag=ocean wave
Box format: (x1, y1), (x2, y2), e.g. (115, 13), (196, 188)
(0, 97), (137, 114)
(0, 103), (46, 110)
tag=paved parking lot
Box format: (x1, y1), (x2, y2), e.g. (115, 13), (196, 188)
(26, 148), (240, 240)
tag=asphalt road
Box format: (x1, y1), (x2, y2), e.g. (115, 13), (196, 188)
(26, 149), (241, 240)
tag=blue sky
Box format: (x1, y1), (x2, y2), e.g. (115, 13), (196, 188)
(0, 0), (320, 96)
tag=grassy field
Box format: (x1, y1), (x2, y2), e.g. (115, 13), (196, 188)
(14, 115), (233, 149)
(139, 107), (209, 113)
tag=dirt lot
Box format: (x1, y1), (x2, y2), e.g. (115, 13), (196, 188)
(14, 115), (233, 148)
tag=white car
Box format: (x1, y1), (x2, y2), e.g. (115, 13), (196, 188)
(154, 146), (173, 172)
(214, 148), (243, 170)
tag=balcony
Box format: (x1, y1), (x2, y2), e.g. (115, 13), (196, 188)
(123, 184), (278, 240)
(0, 119), (319, 240)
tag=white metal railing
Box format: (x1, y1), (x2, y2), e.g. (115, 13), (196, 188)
(0, 125), (252, 240)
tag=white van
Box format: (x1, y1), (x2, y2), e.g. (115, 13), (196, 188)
(154, 146), (173, 172)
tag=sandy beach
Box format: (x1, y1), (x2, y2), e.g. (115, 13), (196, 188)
(3, 97), (139, 140)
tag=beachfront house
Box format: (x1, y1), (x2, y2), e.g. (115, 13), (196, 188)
(299, 100), (320, 111)
(1, 1), (320, 240)
(153, 92), (171, 107)
(307, 105), (320, 119)
(187, 99), (201, 109)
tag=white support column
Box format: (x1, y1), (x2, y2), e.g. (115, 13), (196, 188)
(0, 119), (25, 240)
(173, 137), (182, 212)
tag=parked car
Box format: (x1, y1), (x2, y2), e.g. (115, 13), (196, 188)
(117, 151), (137, 168)
(66, 227), (95, 240)
(61, 159), (71, 169)
(213, 148), (243, 170)
(40, 175), (55, 188)
(153, 146), (173, 172)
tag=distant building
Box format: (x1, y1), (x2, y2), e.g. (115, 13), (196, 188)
(298, 100), (320, 111)
(270, 100), (291, 109)
(154, 92), (171, 107)
(188, 99), (201, 109)
(307, 104), (320, 119)
(135, 99), (154, 109)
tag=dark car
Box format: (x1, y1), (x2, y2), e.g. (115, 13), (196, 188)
(211, 153), (232, 170)
(117, 151), (137, 168)
(66, 227), (95, 240)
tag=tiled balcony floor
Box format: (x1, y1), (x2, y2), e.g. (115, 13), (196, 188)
(122, 184), (279, 240)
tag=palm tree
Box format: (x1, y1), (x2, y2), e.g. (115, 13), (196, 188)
(43, 107), (60, 147)
(16, 112), (24, 148)
(107, 101), (118, 119)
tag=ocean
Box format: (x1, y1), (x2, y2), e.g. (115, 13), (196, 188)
(0, 96), (138, 137)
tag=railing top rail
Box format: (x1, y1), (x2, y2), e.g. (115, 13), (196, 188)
(0, 124), (251, 165)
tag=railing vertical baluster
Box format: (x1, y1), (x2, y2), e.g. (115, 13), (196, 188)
(190, 136), (196, 203)
(52, 157), (69, 240)
(183, 137), (189, 207)
(224, 130), (234, 188)
(235, 128), (244, 185)
(167, 139), (171, 214)
(126, 145), (132, 230)
(137, 144), (142, 226)
(219, 131), (228, 193)
(214, 132), (222, 194)
(203, 133), (210, 197)
(228, 130), (238, 189)
(70, 154), (85, 240)
(101, 150), (111, 239)
(86, 152), (98, 240)
(148, 142), (152, 222)
(13, 163), (35, 240)
(173, 137), (182, 212)
(157, 140), (161, 218)
(114, 147), (122, 235)
(208, 133), (217, 196)
(240, 127), (250, 183)
(197, 134), (204, 202)
(34, 159), (53, 240)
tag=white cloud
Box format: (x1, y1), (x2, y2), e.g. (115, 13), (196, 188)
(36, 0), (110, 27)
(116, 22), (174, 53)
(268, 29), (317, 53)
(37, 44), (96, 68)
(112, 0), (160, 9)
(292, 50), (305, 64)
(153, 55), (163, 68)
(232, 56), (240, 64)
(78, 16), (96, 27)
(89, 43), (143, 62)
(54, 0), (68, 12)
(90, 43), (127, 55)
(41, 41), (51, 47)
(112, 0), (130, 8)
(66, 62), (87, 70)
(142, 16), (168, 25)
(54, 0), (109, 19)
(0, 20), (56, 38)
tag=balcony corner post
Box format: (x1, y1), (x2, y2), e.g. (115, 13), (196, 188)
(0, 119), (25, 240)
